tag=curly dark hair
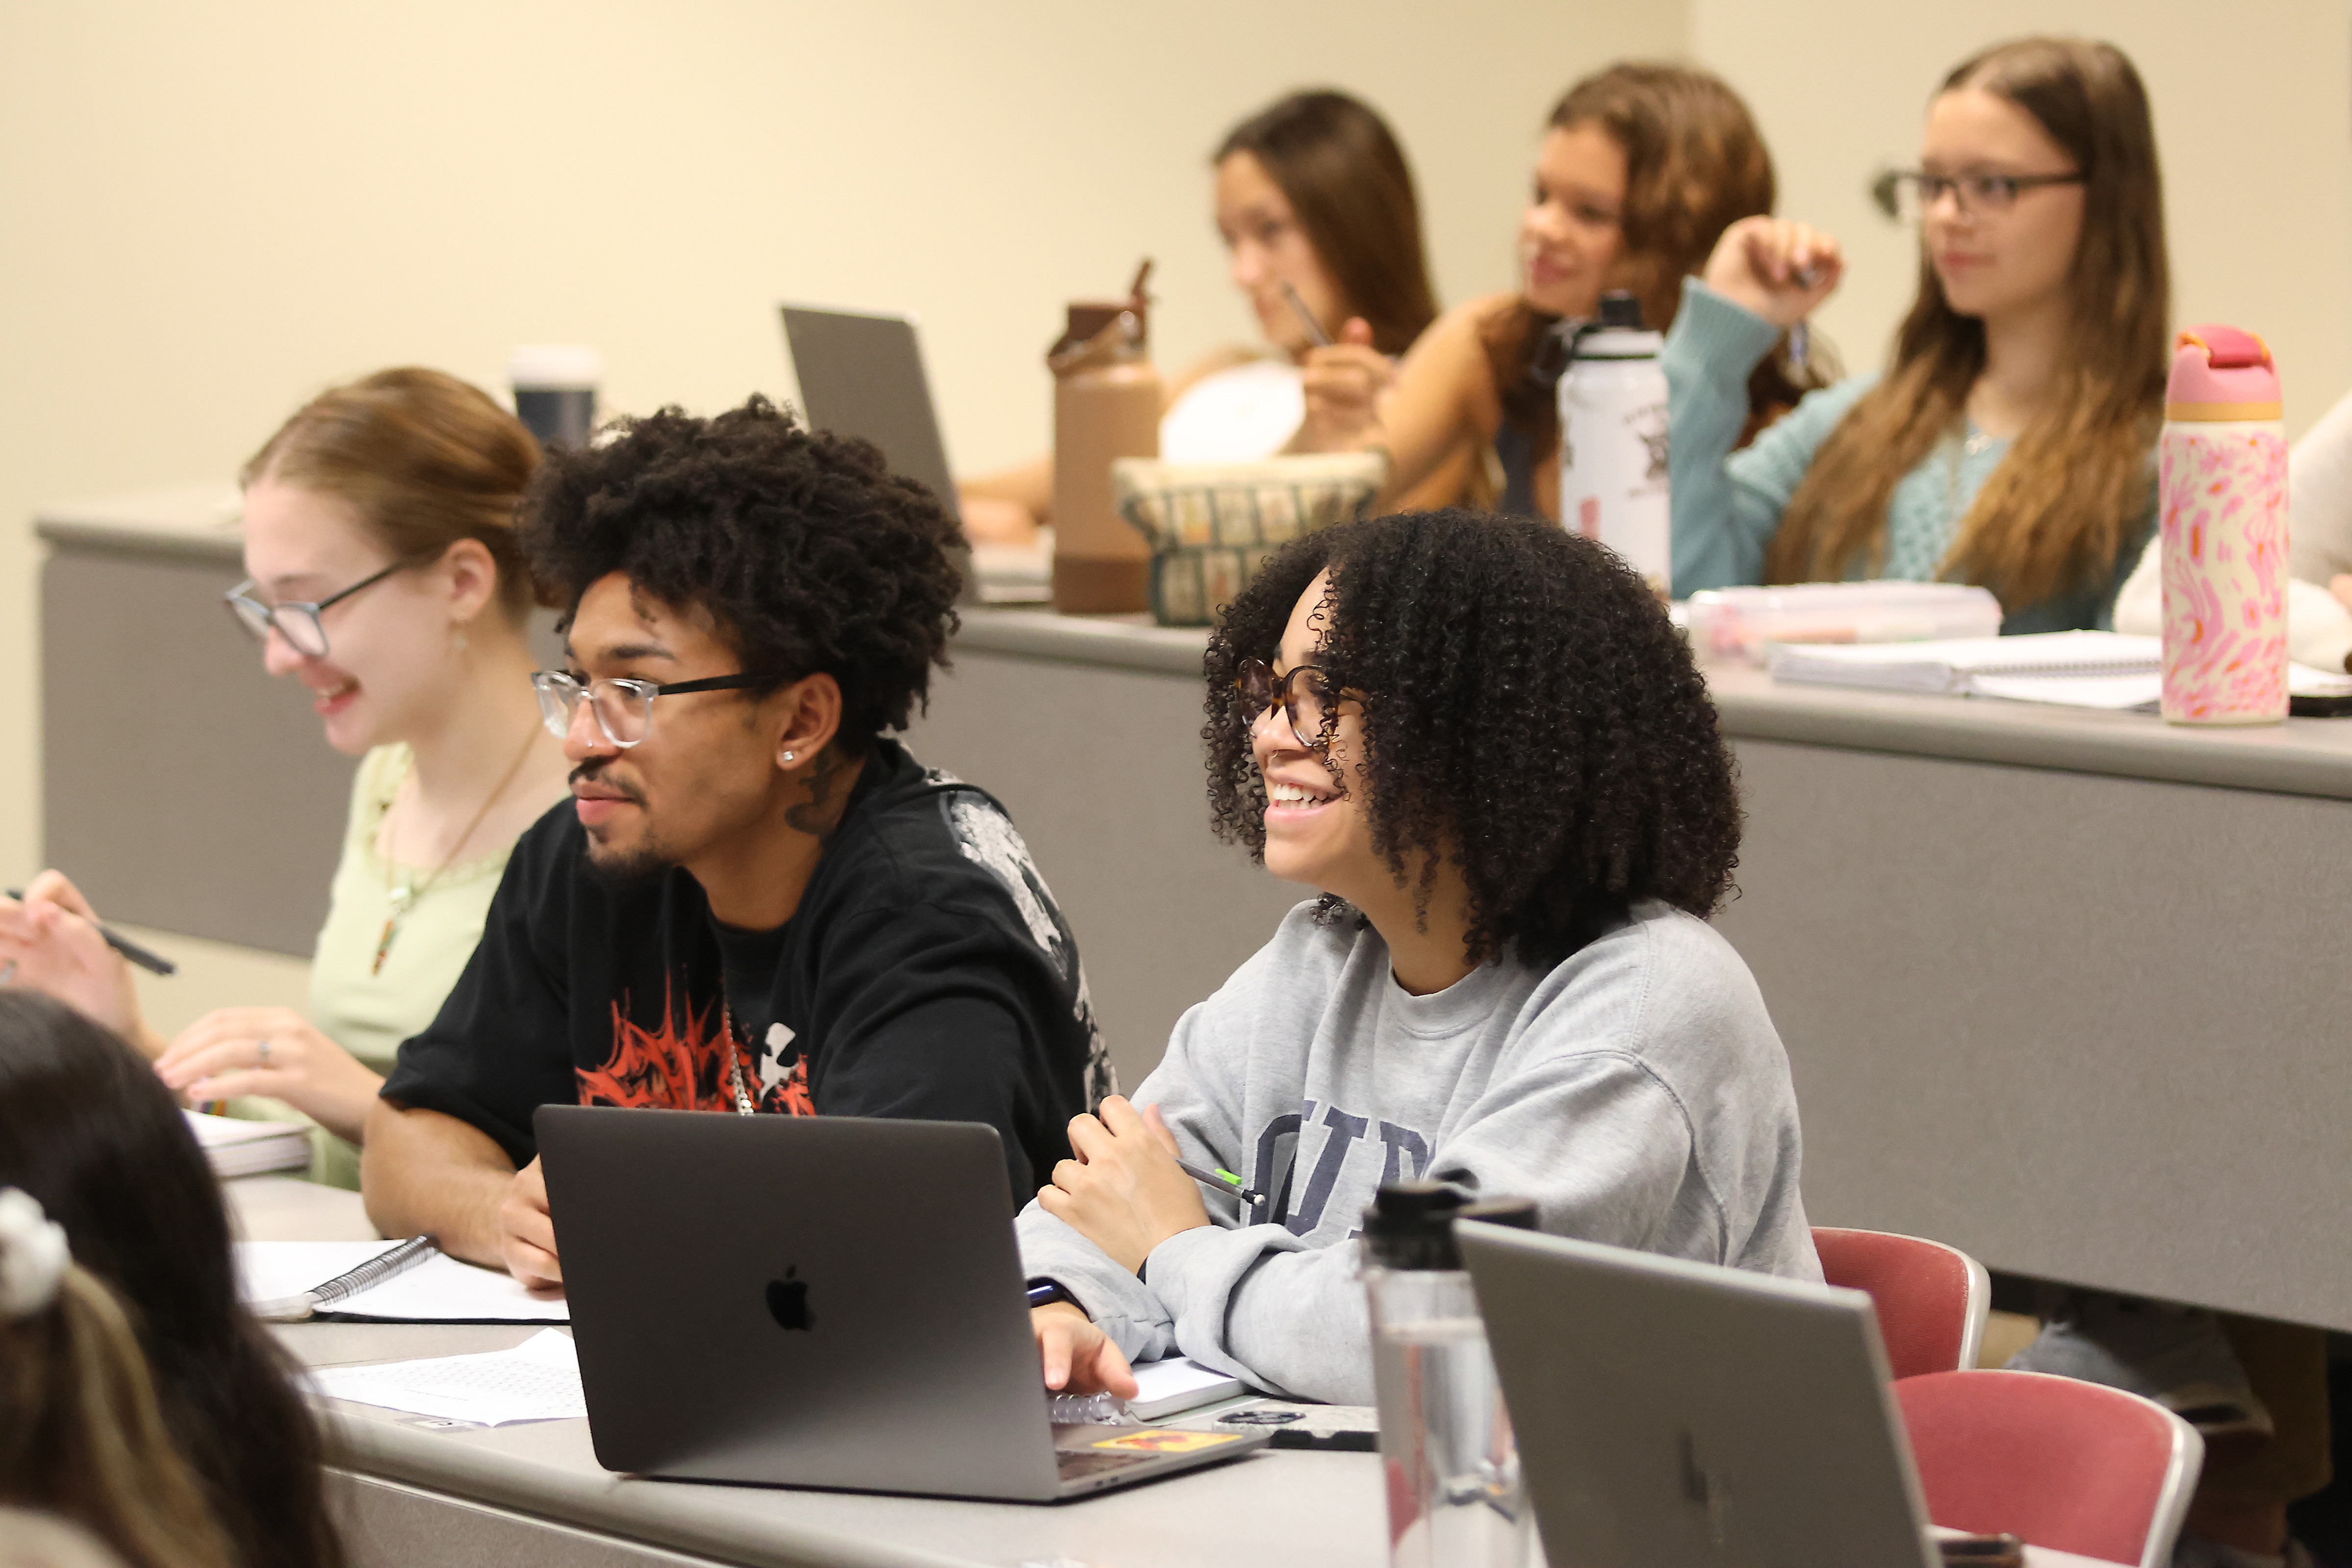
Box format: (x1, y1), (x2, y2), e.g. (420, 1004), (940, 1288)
(1203, 510), (1742, 969)
(518, 395), (963, 745)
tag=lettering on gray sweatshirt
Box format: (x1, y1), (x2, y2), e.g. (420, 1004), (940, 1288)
(1016, 898), (1820, 1403)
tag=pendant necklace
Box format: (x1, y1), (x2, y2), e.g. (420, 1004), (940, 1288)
(374, 725), (542, 976)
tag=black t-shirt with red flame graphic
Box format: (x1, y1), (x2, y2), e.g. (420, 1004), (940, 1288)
(379, 740), (1112, 1195)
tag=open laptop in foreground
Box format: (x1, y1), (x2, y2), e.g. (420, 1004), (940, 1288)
(1459, 1222), (1946, 1568)
(537, 1106), (1269, 1501)
(779, 302), (1046, 605)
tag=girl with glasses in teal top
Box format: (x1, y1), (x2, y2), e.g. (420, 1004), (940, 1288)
(0, 368), (574, 1187)
(1666, 36), (2165, 632)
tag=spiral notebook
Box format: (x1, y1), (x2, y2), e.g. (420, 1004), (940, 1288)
(237, 1240), (569, 1323)
(1768, 630), (2352, 711)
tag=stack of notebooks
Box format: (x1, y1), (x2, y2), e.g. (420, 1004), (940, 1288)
(1767, 630), (2352, 712)
(184, 1109), (313, 1178)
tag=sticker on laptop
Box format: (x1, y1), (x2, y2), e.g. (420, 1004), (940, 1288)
(1090, 1429), (1244, 1453)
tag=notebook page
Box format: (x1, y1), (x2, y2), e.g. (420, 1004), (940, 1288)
(309, 1328), (584, 1425)
(327, 1252), (569, 1323)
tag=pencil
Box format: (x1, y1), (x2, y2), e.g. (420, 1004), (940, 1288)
(4, 889), (178, 976)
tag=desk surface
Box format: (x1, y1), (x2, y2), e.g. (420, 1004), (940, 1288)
(954, 607), (2352, 800)
(41, 491), (2352, 803)
(228, 1177), (2121, 1568)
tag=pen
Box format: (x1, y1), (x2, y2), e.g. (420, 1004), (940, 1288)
(1788, 264), (1824, 372)
(4, 889), (177, 976)
(1279, 281), (1334, 348)
(1176, 1158), (1266, 1209)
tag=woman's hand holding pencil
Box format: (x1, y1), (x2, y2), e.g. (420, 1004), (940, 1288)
(0, 872), (154, 1046)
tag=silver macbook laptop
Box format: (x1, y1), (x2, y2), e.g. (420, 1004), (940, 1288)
(780, 304), (961, 523)
(781, 304), (1035, 606)
(1458, 1222), (1942, 1568)
(537, 1106), (1269, 1501)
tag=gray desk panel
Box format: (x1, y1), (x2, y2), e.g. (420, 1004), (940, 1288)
(43, 544), (355, 954)
(333, 1470), (736, 1568)
(1721, 736), (2352, 1327)
(903, 646), (1303, 1095)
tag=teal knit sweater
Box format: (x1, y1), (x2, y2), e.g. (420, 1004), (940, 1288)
(1664, 278), (2153, 634)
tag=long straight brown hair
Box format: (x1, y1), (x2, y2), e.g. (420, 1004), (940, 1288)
(1767, 38), (2169, 607)
(1215, 90), (1440, 357)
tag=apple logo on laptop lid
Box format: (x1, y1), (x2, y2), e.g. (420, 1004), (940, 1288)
(766, 1266), (814, 1331)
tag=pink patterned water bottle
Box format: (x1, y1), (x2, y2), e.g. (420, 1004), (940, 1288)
(2160, 325), (2288, 724)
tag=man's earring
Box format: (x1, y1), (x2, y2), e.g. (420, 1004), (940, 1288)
(782, 750), (796, 764)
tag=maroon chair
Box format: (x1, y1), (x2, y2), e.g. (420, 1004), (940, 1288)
(1813, 1226), (1990, 1379)
(1897, 1369), (2203, 1568)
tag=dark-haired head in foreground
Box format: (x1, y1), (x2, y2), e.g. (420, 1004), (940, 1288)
(0, 991), (343, 1568)
(366, 396), (1102, 1287)
(1204, 508), (1741, 968)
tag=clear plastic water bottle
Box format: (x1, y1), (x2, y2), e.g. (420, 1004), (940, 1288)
(1362, 1183), (1537, 1568)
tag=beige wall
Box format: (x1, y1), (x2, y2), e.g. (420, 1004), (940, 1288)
(1694, 0), (2352, 439)
(0, 0), (1686, 893)
(4, 0), (2349, 906)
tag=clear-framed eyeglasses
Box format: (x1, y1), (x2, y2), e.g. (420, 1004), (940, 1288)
(532, 670), (776, 749)
(1871, 167), (2085, 223)
(223, 560), (412, 658)
(1235, 659), (1341, 751)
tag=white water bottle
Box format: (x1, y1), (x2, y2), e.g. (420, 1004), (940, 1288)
(1557, 291), (1671, 595)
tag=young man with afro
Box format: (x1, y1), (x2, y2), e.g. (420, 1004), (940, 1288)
(1020, 510), (1819, 1404)
(363, 397), (1111, 1286)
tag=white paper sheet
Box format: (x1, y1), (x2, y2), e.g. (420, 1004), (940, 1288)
(310, 1328), (584, 1425)
(231, 1241), (566, 1322)
(333, 1252), (569, 1322)
(1128, 1356), (1248, 1419)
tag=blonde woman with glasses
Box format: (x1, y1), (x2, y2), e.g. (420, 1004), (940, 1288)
(0, 369), (572, 1186)
(1667, 36), (2164, 632)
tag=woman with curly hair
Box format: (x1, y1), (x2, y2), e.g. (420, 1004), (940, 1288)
(1299, 63), (1826, 518)
(1017, 510), (1818, 1403)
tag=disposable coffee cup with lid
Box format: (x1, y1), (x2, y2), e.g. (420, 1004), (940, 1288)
(509, 344), (602, 450)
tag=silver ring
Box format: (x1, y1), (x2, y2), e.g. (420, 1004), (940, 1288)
(0, 960), (15, 986)
(256, 1038), (271, 1066)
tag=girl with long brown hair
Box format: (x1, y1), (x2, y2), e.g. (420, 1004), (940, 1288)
(1669, 36), (2166, 632)
(959, 89), (1455, 541)
(0, 369), (574, 1187)
(1300, 62), (1821, 518)
(0, 991), (344, 1568)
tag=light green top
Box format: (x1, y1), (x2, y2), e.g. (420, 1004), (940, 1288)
(231, 744), (558, 1188)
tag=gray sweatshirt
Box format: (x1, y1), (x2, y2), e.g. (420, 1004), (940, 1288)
(1015, 898), (1819, 1403)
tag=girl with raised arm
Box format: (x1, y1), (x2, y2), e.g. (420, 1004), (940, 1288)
(1668, 37), (2164, 632)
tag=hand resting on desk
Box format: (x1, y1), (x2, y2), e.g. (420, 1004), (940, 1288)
(362, 1099), (560, 1286)
(155, 1006), (383, 1144)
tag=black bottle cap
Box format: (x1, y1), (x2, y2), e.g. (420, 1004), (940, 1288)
(1362, 1181), (1466, 1270)
(1362, 1184), (1541, 1269)
(1597, 290), (1646, 330)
